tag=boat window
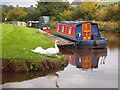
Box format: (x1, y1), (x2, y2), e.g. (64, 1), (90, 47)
(66, 26), (69, 33)
(66, 26), (69, 31)
(62, 26), (64, 32)
(87, 23), (91, 30)
(68, 27), (72, 34)
(57, 25), (59, 31)
(29, 23), (32, 26)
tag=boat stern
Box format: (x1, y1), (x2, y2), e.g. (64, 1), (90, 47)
(77, 39), (108, 49)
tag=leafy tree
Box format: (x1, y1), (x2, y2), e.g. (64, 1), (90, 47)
(36, 2), (70, 21)
(7, 7), (27, 21)
(79, 2), (99, 20)
(95, 8), (107, 21)
(24, 8), (41, 21)
(59, 8), (83, 21)
(72, 8), (83, 20)
(59, 10), (74, 21)
(106, 6), (120, 21)
(2, 5), (14, 13)
(2, 9), (6, 22)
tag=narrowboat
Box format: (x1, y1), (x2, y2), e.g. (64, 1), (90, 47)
(27, 16), (51, 34)
(55, 21), (108, 49)
(27, 21), (39, 28)
(38, 16), (51, 34)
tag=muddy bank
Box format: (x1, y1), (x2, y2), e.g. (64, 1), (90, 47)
(2, 59), (68, 72)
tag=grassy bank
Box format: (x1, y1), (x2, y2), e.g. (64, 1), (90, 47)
(1, 24), (67, 72)
(2, 24), (63, 61)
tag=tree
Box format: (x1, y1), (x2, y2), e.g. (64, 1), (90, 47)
(106, 6), (120, 21)
(7, 7), (27, 21)
(2, 9), (6, 22)
(79, 2), (99, 20)
(95, 8), (107, 21)
(2, 5), (14, 13)
(36, 2), (70, 21)
(59, 10), (74, 21)
(24, 7), (41, 21)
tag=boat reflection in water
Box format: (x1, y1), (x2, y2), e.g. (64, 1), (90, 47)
(60, 48), (107, 70)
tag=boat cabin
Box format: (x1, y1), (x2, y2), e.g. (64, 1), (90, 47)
(55, 21), (107, 49)
(55, 21), (101, 41)
(38, 16), (51, 33)
(27, 21), (39, 28)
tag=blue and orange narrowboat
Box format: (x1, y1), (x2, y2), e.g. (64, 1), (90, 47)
(55, 21), (108, 49)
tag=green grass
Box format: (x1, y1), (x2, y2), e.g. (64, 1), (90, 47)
(1, 24), (64, 61)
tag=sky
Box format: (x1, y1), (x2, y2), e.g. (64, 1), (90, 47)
(0, 0), (38, 7)
(0, 0), (119, 7)
(0, 0), (74, 7)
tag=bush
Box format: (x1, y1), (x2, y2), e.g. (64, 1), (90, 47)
(96, 21), (119, 32)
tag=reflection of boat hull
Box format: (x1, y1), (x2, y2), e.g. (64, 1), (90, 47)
(62, 48), (107, 69)
(60, 48), (107, 55)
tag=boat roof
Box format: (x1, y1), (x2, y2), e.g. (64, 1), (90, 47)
(57, 21), (98, 26)
(27, 21), (39, 23)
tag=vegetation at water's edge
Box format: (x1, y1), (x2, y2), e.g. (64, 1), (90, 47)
(89, 21), (119, 33)
(2, 2), (119, 33)
(101, 32), (120, 49)
(1, 24), (68, 72)
(1, 24), (64, 61)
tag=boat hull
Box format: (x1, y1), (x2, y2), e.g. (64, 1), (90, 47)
(76, 40), (108, 49)
(55, 32), (108, 49)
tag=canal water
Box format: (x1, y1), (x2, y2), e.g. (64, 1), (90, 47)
(1, 32), (119, 88)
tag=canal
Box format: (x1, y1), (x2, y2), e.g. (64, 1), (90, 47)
(1, 32), (119, 88)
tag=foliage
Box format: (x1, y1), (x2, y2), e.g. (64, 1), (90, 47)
(2, 9), (6, 22)
(72, 8), (83, 20)
(2, 5), (14, 13)
(24, 8), (41, 21)
(59, 8), (83, 21)
(6, 7), (27, 21)
(59, 10), (74, 21)
(2, 24), (64, 61)
(106, 6), (120, 21)
(79, 2), (99, 20)
(93, 21), (119, 32)
(95, 8), (107, 21)
(36, 2), (70, 21)
(1, 2), (119, 32)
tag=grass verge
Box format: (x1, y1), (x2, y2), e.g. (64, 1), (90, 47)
(2, 24), (64, 62)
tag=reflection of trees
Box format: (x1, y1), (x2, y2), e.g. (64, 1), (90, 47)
(101, 32), (119, 49)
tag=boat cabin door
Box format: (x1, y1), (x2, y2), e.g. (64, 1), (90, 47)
(82, 23), (92, 40)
